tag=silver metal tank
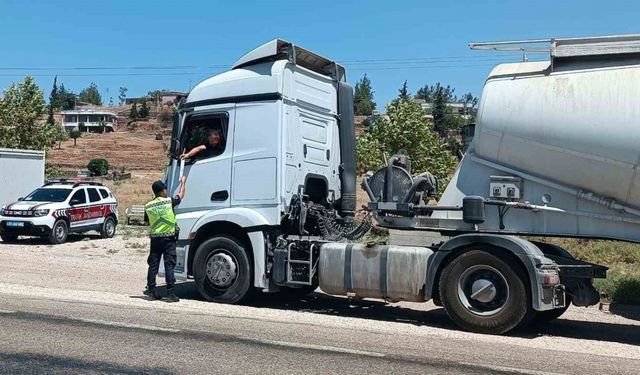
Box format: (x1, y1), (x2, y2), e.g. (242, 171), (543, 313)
(319, 243), (433, 302)
(473, 60), (640, 208)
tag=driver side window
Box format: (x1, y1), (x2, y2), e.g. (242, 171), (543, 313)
(180, 113), (228, 160)
(70, 189), (87, 205)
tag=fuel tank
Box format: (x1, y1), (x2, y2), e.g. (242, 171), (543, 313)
(473, 59), (640, 207)
(318, 243), (432, 302)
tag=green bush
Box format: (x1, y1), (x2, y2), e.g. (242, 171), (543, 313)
(87, 158), (109, 176)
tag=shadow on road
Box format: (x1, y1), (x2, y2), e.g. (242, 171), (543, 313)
(165, 281), (640, 347)
(0, 352), (174, 375)
(2, 234), (104, 245)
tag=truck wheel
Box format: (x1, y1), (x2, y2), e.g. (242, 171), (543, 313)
(439, 250), (530, 334)
(101, 216), (116, 238)
(0, 233), (18, 243)
(532, 303), (570, 325)
(48, 219), (68, 244)
(194, 236), (254, 304)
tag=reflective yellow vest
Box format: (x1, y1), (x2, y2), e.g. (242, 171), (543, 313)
(145, 196), (177, 237)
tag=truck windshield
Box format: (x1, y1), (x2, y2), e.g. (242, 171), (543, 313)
(24, 188), (72, 202)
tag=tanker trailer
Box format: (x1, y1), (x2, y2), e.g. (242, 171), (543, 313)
(363, 35), (640, 332)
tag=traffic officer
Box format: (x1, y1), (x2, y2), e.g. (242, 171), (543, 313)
(143, 176), (186, 302)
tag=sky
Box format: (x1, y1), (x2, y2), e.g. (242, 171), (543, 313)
(0, 0), (638, 109)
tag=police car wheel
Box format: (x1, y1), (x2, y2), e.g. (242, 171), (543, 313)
(194, 236), (254, 304)
(101, 216), (116, 238)
(48, 219), (68, 245)
(1, 233), (18, 243)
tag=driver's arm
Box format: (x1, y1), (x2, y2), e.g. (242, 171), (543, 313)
(180, 145), (206, 159)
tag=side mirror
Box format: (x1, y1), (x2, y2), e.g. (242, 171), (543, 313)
(70, 199), (80, 206)
(17, 197), (24, 201)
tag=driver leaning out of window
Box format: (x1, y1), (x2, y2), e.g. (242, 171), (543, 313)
(180, 128), (223, 160)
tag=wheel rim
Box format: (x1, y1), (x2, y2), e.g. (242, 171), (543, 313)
(55, 223), (66, 241)
(457, 265), (509, 316)
(205, 250), (238, 289)
(105, 219), (115, 236)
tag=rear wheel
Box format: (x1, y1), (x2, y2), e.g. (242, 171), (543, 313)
(0, 233), (18, 243)
(439, 249), (530, 334)
(48, 219), (68, 244)
(194, 236), (254, 304)
(101, 216), (116, 238)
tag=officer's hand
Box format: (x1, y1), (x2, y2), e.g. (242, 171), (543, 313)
(179, 154), (187, 160)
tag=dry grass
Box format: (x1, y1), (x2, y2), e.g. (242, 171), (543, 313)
(48, 131), (168, 171)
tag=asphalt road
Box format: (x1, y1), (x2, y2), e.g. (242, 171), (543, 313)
(1, 237), (640, 374)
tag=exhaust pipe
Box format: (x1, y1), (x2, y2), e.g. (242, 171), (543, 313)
(337, 81), (356, 221)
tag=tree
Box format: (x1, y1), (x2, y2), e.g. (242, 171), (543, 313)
(415, 84), (433, 101)
(0, 76), (61, 151)
(138, 100), (150, 118)
(118, 87), (127, 105)
(129, 102), (139, 120)
(356, 98), (456, 186)
(69, 128), (81, 146)
(56, 84), (76, 110)
(431, 82), (457, 137)
(353, 74), (376, 116)
(53, 124), (67, 149)
(398, 80), (410, 100)
(47, 76), (58, 125)
(460, 92), (479, 118)
(87, 158), (109, 176)
(78, 82), (102, 105)
(98, 120), (106, 134)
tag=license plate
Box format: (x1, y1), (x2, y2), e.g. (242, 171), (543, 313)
(6, 221), (24, 228)
(553, 285), (566, 308)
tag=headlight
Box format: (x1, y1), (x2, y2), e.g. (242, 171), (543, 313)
(33, 209), (50, 217)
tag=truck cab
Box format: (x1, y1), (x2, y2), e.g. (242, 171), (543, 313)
(166, 39), (356, 294)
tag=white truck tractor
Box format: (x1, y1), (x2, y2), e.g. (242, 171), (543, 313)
(164, 35), (640, 334)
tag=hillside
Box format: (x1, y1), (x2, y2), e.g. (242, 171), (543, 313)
(48, 131), (168, 171)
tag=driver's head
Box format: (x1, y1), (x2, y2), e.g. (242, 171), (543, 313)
(207, 129), (221, 147)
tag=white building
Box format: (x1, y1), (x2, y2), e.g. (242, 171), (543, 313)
(61, 109), (118, 132)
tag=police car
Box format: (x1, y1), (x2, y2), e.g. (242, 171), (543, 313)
(0, 180), (118, 244)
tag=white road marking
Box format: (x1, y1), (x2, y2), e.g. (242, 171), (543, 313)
(248, 337), (387, 358)
(76, 317), (181, 333)
(0, 309), (16, 314)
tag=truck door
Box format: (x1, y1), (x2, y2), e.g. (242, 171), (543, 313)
(176, 108), (234, 212)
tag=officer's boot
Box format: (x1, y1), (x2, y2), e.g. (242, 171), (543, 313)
(162, 288), (180, 303)
(143, 286), (160, 300)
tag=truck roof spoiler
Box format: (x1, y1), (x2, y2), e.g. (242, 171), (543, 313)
(232, 38), (346, 82)
(470, 33), (640, 69)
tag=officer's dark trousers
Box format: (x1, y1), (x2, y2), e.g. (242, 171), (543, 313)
(147, 236), (177, 291)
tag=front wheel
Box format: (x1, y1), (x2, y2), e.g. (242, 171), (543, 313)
(0, 233), (18, 243)
(194, 236), (254, 304)
(48, 219), (68, 244)
(101, 216), (116, 238)
(439, 250), (530, 334)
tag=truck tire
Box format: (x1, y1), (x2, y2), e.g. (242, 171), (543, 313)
(0, 233), (18, 243)
(194, 236), (254, 304)
(48, 219), (68, 244)
(101, 216), (116, 238)
(439, 249), (530, 334)
(531, 303), (570, 325)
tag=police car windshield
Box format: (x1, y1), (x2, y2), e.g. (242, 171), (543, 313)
(24, 188), (72, 202)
